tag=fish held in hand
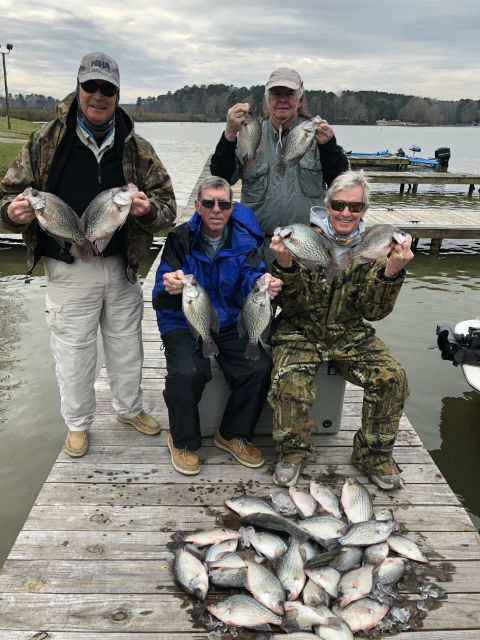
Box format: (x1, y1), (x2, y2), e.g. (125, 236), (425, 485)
(276, 115), (322, 176)
(22, 187), (92, 261)
(181, 274), (220, 358)
(274, 223), (338, 281)
(339, 224), (412, 269)
(238, 276), (272, 360)
(81, 183), (139, 255)
(237, 109), (264, 171)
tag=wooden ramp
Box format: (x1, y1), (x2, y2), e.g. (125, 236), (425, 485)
(1, 172), (480, 638)
(364, 170), (480, 195)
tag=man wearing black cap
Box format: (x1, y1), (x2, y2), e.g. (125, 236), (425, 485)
(0, 52), (176, 457)
(210, 67), (349, 265)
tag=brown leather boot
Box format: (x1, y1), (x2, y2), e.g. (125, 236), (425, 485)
(117, 410), (160, 435)
(65, 430), (88, 457)
(213, 428), (264, 468)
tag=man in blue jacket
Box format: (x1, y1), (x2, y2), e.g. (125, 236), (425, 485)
(152, 176), (282, 475)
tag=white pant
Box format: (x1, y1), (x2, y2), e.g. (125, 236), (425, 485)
(44, 256), (144, 431)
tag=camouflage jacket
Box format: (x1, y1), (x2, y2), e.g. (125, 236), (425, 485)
(271, 231), (405, 345)
(0, 92), (176, 281)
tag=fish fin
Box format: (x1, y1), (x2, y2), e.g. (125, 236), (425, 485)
(244, 342), (261, 361)
(202, 338), (219, 358)
(336, 251), (353, 271)
(237, 314), (247, 338)
(250, 623), (272, 632)
(70, 241), (94, 262)
(324, 261), (341, 284)
(93, 234), (114, 255)
(297, 257), (320, 272)
(186, 321), (200, 341)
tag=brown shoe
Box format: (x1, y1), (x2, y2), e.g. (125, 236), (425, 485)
(65, 430), (88, 457)
(117, 410), (160, 435)
(213, 428), (264, 468)
(168, 435), (200, 475)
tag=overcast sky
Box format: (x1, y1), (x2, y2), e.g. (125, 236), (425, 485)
(1, 0), (479, 104)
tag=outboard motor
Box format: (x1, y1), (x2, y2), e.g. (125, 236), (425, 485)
(435, 147), (450, 168)
(436, 325), (480, 366)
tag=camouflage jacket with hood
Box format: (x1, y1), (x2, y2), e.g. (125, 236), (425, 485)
(271, 227), (406, 346)
(0, 92), (176, 282)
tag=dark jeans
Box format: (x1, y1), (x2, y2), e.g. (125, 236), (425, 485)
(162, 327), (272, 450)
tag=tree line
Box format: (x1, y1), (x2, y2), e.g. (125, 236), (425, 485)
(2, 86), (479, 125)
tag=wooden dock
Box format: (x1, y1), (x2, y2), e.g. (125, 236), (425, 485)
(348, 155), (411, 170)
(364, 170), (480, 195)
(1, 172), (480, 638)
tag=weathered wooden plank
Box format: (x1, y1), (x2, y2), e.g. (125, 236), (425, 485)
(45, 460), (444, 486)
(8, 529), (479, 562)
(35, 479), (458, 509)
(21, 504), (475, 533)
(1, 593), (480, 631)
(1, 558), (478, 594)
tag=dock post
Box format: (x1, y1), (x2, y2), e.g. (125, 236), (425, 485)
(430, 238), (443, 254)
(412, 184), (418, 195)
(468, 184), (475, 196)
(399, 184), (405, 195)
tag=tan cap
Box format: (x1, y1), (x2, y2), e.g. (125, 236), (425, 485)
(265, 67), (303, 91)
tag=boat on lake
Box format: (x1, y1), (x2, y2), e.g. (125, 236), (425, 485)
(347, 146), (451, 170)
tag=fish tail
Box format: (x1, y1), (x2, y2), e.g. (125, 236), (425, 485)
(274, 161), (287, 178)
(244, 342), (261, 361)
(245, 156), (258, 174)
(324, 260), (341, 284)
(202, 338), (219, 358)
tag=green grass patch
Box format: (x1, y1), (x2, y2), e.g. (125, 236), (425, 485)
(0, 116), (39, 135)
(0, 142), (23, 178)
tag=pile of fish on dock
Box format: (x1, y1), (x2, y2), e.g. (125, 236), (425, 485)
(171, 476), (445, 638)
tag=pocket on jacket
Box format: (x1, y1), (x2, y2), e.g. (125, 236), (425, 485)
(298, 155), (324, 198)
(242, 162), (269, 207)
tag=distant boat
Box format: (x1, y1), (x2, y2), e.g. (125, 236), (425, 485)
(347, 146), (450, 170)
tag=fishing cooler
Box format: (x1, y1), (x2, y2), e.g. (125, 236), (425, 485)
(198, 350), (345, 437)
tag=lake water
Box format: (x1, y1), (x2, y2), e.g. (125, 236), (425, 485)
(1, 122), (479, 566)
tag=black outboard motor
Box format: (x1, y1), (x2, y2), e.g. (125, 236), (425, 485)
(435, 147), (451, 168)
(436, 325), (480, 366)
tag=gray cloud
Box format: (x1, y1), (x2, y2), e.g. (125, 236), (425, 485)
(2, 0), (479, 103)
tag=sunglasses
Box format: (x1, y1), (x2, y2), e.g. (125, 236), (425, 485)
(200, 198), (232, 211)
(80, 80), (118, 97)
(329, 199), (365, 213)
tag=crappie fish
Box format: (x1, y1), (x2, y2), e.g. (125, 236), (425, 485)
(314, 617), (354, 640)
(207, 551), (247, 570)
(332, 597), (389, 632)
(246, 530), (288, 562)
(204, 538), (238, 562)
(304, 566), (341, 598)
(181, 274), (220, 358)
(207, 593), (283, 629)
(289, 486), (317, 518)
(340, 224), (412, 269)
(339, 520), (396, 547)
(376, 556), (406, 584)
(81, 183), (138, 254)
(387, 534), (428, 563)
(209, 567), (247, 588)
(302, 578), (331, 608)
(238, 277), (272, 360)
(276, 115), (322, 175)
(237, 109), (264, 171)
(183, 527), (241, 547)
(240, 512), (307, 539)
(363, 541), (389, 566)
(173, 547), (208, 601)
(340, 477), (374, 524)
(283, 601), (333, 630)
(274, 223), (338, 281)
(22, 187), (91, 260)
(297, 515), (347, 544)
(226, 495), (278, 517)
(328, 546), (364, 573)
(275, 536), (306, 601)
(310, 480), (343, 519)
(337, 564), (374, 607)
(245, 559), (286, 615)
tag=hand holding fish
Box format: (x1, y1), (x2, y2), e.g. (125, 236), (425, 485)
(225, 102), (251, 142)
(163, 269), (185, 295)
(6, 193), (36, 225)
(260, 273), (283, 300)
(270, 234), (293, 269)
(384, 236), (414, 278)
(129, 190), (152, 217)
(314, 118), (335, 145)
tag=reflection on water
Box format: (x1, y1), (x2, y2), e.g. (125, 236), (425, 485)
(431, 392), (480, 527)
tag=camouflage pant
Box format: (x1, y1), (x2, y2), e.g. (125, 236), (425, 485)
(268, 332), (410, 474)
